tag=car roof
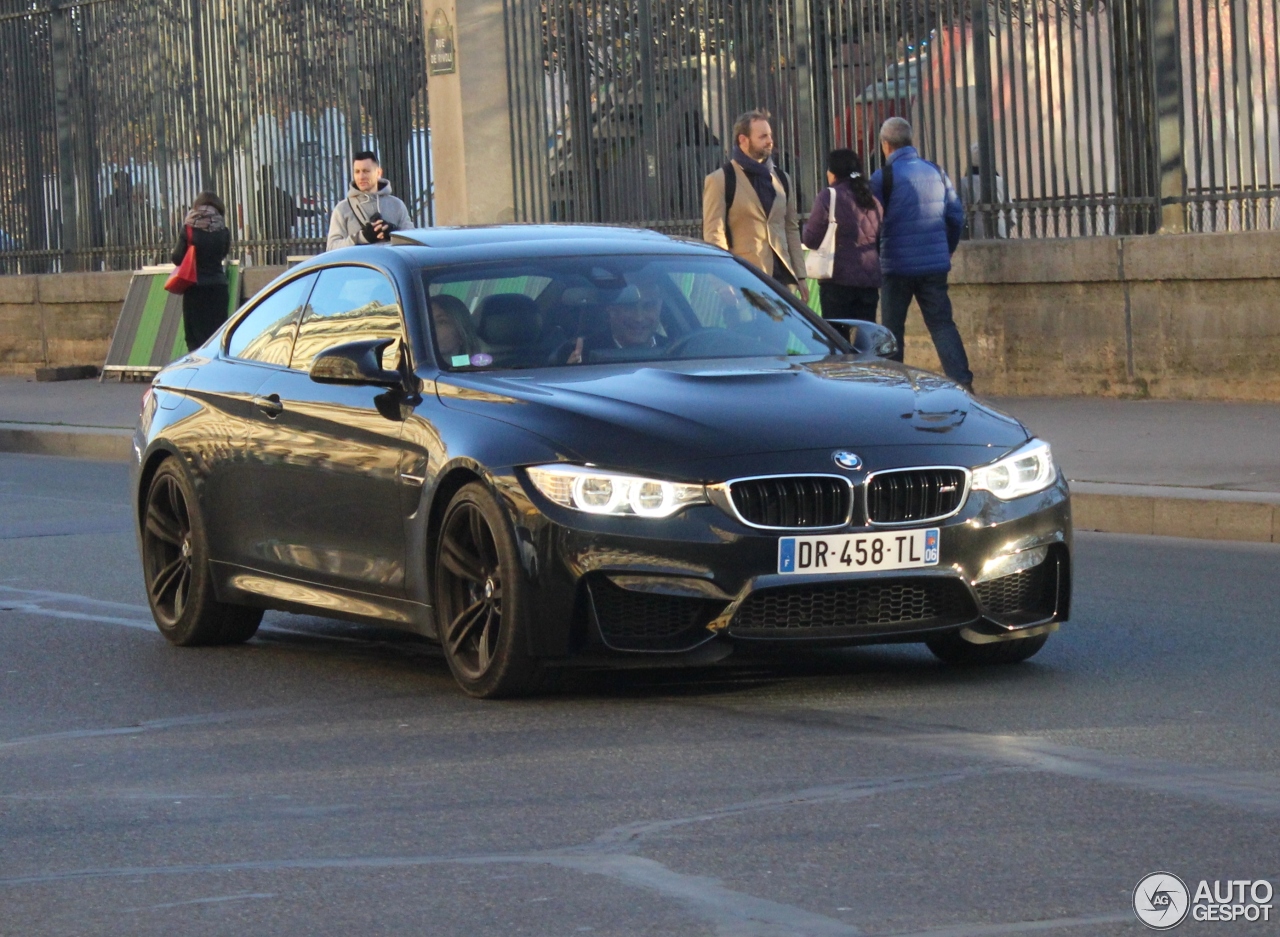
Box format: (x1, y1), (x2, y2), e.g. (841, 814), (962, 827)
(288, 225), (730, 282)
(390, 223), (703, 251)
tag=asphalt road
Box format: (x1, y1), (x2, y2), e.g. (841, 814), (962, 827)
(2, 452), (1278, 937)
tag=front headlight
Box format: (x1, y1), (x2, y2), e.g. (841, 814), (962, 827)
(525, 464), (708, 518)
(971, 439), (1056, 500)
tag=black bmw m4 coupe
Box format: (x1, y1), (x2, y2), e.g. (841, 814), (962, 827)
(133, 225), (1071, 697)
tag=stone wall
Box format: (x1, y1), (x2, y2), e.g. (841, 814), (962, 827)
(0, 272), (132, 376)
(0, 266), (285, 377)
(903, 230), (1280, 400)
(3, 230), (1280, 399)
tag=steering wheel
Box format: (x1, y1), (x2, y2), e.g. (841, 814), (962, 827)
(665, 327), (762, 359)
(660, 330), (732, 358)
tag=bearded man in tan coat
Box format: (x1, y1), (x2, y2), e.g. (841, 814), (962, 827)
(702, 109), (809, 303)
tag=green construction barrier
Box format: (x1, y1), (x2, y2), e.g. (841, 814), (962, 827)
(805, 279), (822, 316)
(103, 263), (241, 377)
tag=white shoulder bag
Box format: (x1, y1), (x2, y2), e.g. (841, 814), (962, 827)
(805, 187), (838, 280)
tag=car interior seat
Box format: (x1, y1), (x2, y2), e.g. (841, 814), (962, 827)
(475, 293), (545, 366)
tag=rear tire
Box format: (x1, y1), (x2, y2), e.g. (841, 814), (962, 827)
(434, 482), (541, 699)
(141, 458), (262, 646)
(926, 630), (1048, 665)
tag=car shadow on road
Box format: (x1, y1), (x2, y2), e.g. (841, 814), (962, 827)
(547, 646), (1056, 701)
(250, 613), (1056, 702)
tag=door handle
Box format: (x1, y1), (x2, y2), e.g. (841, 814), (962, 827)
(253, 393), (283, 417)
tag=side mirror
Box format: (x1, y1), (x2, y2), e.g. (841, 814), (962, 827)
(308, 338), (403, 387)
(827, 319), (899, 358)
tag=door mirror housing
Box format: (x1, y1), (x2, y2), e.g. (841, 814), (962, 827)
(826, 319), (899, 358)
(308, 338), (403, 387)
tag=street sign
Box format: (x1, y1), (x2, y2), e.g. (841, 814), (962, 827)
(428, 9), (455, 76)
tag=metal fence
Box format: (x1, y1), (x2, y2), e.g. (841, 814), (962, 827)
(503, 0), (1280, 239)
(0, 0), (431, 274)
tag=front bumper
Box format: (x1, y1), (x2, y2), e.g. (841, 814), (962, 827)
(503, 472), (1071, 660)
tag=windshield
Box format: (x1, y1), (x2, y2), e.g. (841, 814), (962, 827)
(423, 255), (845, 371)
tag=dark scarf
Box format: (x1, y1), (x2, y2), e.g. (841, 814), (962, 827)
(183, 204), (226, 232)
(732, 146), (777, 216)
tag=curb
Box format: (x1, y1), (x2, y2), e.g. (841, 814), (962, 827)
(1, 427), (1277, 545)
(1071, 483), (1280, 544)
(0, 423), (133, 462)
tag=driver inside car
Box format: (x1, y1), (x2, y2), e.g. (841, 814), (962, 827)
(565, 283), (668, 364)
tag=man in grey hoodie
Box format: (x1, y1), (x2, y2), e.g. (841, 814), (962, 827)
(326, 151), (412, 250)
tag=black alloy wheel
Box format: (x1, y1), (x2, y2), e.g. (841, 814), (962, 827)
(143, 470), (194, 627)
(925, 630), (1048, 665)
(141, 458), (262, 646)
(434, 482), (539, 698)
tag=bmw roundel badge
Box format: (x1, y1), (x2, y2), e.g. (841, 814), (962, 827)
(832, 450), (862, 471)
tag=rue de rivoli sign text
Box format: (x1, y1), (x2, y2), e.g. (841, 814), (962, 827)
(428, 9), (455, 76)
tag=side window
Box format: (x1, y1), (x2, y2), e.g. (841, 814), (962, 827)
(225, 273), (316, 365)
(290, 266), (404, 371)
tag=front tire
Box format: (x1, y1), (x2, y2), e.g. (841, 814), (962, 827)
(434, 482), (541, 699)
(141, 458), (262, 646)
(926, 630), (1048, 665)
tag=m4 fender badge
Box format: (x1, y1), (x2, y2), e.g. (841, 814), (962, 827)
(832, 450), (862, 471)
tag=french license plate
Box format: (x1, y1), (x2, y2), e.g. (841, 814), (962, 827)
(778, 528), (940, 575)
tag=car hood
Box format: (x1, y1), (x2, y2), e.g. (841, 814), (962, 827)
(435, 356), (1029, 471)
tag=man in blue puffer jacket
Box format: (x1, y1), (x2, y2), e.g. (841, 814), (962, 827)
(870, 117), (974, 391)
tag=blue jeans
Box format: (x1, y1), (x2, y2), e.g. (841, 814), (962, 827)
(880, 272), (973, 385)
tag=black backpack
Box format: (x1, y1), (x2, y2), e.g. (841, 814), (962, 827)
(876, 162), (894, 252)
(879, 161), (894, 218)
(721, 160), (790, 250)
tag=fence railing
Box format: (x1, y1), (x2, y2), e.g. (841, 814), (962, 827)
(503, 0), (1280, 239)
(0, 0), (431, 274)
(3, 0), (1273, 276)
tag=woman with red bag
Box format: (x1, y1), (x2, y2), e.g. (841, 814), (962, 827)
(170, 192), (231, 350)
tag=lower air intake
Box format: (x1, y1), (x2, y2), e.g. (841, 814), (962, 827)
(729, 577), (976, 639)
(587, 577), (723, 652)
(975, 556), (1058, 622)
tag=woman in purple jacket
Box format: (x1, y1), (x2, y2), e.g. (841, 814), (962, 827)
(802, 149), (883, 322)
